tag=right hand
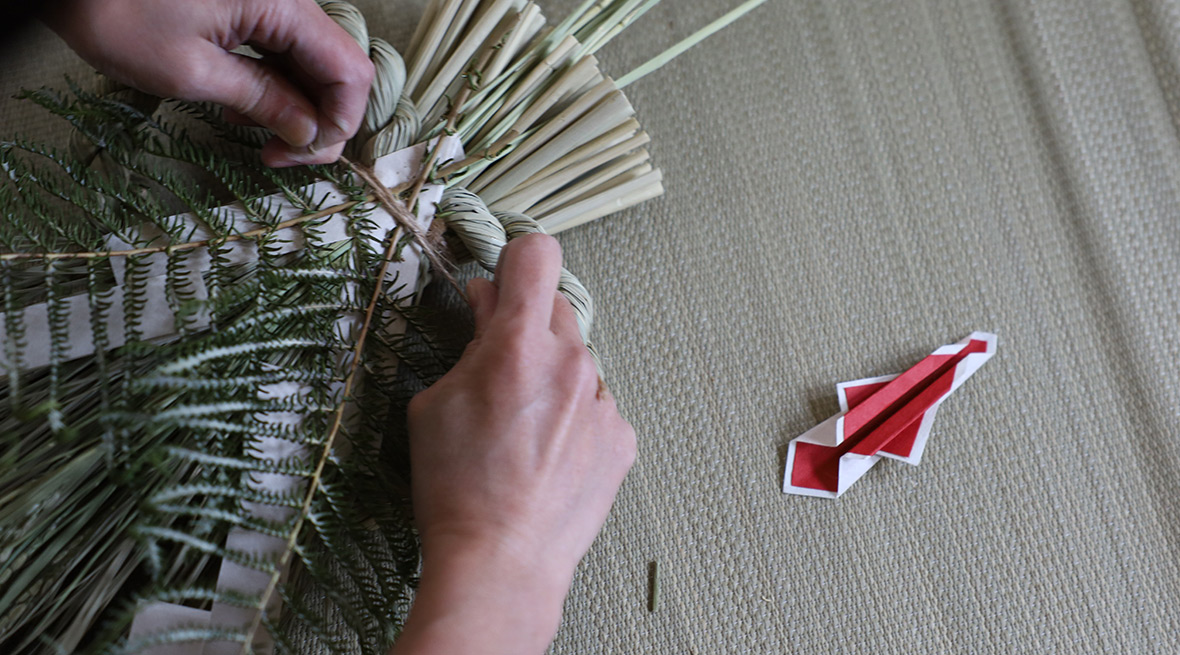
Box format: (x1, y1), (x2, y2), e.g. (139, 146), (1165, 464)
(398, 234), (636, 653)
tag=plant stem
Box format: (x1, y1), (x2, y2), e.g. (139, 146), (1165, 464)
(616, 0), (768, 89)
(0, 186), (411, 262)
(234, 33), (487, 655)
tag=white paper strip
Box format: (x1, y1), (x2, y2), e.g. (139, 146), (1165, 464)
(0, 137), (463, 372)
(121, 137), (463, 654)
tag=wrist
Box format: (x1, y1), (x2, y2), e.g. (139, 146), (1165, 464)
(392, 535), (571, 655)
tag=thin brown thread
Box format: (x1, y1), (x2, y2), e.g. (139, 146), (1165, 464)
(339, 155), (465, 298)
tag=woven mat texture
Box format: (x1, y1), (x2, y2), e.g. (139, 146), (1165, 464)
(4, 0), (1180, 652)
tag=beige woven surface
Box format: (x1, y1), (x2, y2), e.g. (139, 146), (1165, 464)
(4, 0), (1180, 652)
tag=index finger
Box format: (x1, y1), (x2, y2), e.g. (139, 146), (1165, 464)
(492, 234), (563, 330)
(244, 0), (374, 150)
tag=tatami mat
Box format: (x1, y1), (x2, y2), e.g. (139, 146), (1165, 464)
(3, 1), (1177, 652)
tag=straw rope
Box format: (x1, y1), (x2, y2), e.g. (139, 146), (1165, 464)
(438, 187), (598, 358)
(322, 1), (599, 349)
(318, 0), (421, 160)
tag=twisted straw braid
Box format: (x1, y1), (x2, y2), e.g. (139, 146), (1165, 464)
(319, 0), (422, 160)
(322, 1), (600, 352)
(438, 187), (599, 360)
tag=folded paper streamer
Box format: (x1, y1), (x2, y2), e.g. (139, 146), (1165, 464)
(783, 332), (997, 499)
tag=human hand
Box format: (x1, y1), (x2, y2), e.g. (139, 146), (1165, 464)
(397, 234), (636, 654)
(46, 0), (374, 167)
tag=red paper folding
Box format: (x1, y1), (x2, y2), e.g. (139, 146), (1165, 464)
(783, 332), (997, 499)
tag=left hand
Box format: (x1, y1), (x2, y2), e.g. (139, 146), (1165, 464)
(46, 0), (375, 167)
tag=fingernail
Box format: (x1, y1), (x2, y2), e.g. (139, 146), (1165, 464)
(296, 114), (318, 147)
(280, 142), (341, 166)
(274, 105), (318, 149)
(282, 151), (318, 166)
(313, 116), (352, 150)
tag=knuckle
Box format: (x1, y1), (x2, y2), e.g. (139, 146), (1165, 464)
(495, 327), (540, 362)
(329, 59), (372, 93)
(302, 142), (344, 164)
(239, 72), (274, 118)
(349, 56), (376, 86)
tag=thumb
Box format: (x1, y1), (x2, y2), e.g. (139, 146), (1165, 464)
(467, 277), (499, 341)
(200, 48), (320, 149)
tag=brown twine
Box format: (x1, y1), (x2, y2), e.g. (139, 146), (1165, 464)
(339, 156), (465, 299)
(330, 11), (524, 304)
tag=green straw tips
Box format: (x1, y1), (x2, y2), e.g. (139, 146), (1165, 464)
(617, 0), (770, 89)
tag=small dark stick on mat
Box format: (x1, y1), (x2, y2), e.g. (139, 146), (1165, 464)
(648, 561), (659, 612)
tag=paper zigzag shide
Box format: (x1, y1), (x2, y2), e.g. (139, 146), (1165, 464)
(783, 332), (997, 499)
